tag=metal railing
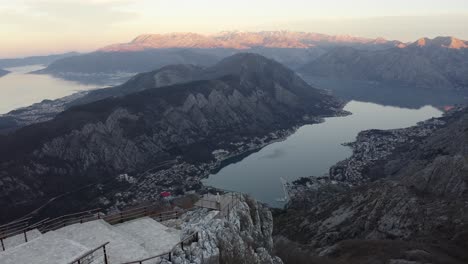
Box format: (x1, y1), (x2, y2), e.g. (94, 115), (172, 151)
(195, 190), (242, 219)
(0, 191), (243, 264)
(0, 217), (31, 248)
(0, 217), (50, 251)
(0, 204), (185, 251)
(195, 198), (220, 210)
(0, 209), (102, 251)
(39, 209), (102, 233)
(121, 232), (199, 264)
(0, 217), (31, 231)
(103, 205), (185, 225)
(68, 241), (110, 264)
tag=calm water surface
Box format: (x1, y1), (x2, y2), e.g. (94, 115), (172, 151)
(204, 101), (442, 207)
(0, 65), (99, 114)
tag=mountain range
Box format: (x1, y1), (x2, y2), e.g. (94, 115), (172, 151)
(101, 31), (401, 51)
(32, 31), (402, 84)
(33, 32), (468, 93)
(299, 36), (468, 91)
(0, 53), (343, 222)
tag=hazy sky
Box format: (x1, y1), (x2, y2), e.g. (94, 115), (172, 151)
(1, 0), (468, 58)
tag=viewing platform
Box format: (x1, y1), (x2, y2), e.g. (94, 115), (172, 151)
(0, 192), (241, 264)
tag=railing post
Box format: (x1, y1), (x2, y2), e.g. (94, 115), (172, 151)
(103, 244), (109, 264)
(1, 238), (5, 251)
(24, 230), (28, 242)
(120, 212), (123, 223)
(168, 252), (171, 262)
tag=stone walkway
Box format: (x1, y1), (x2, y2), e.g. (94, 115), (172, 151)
(0, 217), (181, 264)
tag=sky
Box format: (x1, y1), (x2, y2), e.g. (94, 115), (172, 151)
(1, 0), (468, 58)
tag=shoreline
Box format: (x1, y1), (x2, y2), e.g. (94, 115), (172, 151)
(285, 109), (456, 208)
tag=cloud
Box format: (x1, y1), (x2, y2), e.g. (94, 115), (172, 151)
(0, 0), (138, 57)
(283, 14), (468, 41)
(0, 0), (136, 30)
(1, 0), (468, 57)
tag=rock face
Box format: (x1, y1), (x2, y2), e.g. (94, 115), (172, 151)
(299, 37), (468, 91)
(168, 195), (283, 264)
(0, 53), (343, 222)
(274, 107), (468, 264)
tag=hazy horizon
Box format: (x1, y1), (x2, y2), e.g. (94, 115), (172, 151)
(1, 0), (468, 58)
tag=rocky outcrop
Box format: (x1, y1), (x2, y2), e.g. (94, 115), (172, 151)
(168, 195), (282, 264)
(0, 53), (344, 222)
(274, 107), (468, 264)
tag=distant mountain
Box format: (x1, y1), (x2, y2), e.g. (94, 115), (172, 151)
(0, 53), (343, 221)
(408, 36), (468, 49)
(299, 36), (468, 91)
(0, 52), (79, 68)
(0, 68), (9, 77)
(33, 49), (222, 85)
(101, 31), (401, 51)
(35, 49), (218, 74)
(34, 31), (402, 84)
(0, 64), (208, 133)
(275, 107), (468, 264)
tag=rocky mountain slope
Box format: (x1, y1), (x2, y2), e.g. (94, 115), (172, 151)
(274, 107), (468, 264)
(0, 52), (338, 133)
(299, 36), (468, 91)
(0, 53), (344, 222)
(0, 64), (206, 133)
